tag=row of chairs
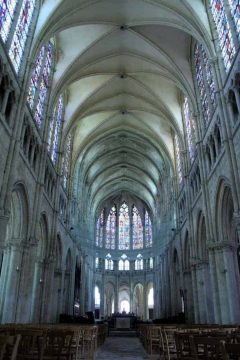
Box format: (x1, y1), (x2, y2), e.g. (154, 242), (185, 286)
(137, 323), (240, 359)
(0, 323), (108, 360)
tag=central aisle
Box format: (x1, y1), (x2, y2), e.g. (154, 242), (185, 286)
(95, 336), (149, 360)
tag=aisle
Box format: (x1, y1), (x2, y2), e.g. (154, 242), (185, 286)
(95, 336), (150, 360)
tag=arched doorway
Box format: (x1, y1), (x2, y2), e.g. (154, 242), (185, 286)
(118, 285), (130, 314)
(133, 283), (144, 318)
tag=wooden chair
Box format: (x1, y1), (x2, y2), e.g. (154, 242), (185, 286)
(220, 340), (240, 360)
(174, 332), (195, 360)
(16, 329), (45, 360)
(147, 326), (162, 358)
(189, 335), (224, 359)
(162, 327), (178, 360)
(0, 334), (21, 360)
(41, 329), (74, 360)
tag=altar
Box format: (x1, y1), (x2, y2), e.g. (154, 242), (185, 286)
(116, 317), (130, 329)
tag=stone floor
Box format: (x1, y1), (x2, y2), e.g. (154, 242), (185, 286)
(95, 336), (151, 360)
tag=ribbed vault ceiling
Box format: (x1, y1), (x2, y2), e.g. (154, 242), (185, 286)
(33, 0), (212, 215)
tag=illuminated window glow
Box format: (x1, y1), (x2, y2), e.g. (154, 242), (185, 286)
(119, 202), (130, 250)
(9, 0), (35, 72)
(210, 0), (236, 70)
(106, 205), (116, 249)
(0, 0), (18, 42)
(132, 205), (143, 249)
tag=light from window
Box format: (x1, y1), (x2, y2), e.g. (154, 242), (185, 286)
(210, 0), (236, 71)
(228, 0), (240, 36)
(62, 133), (72, 190)
(132, 205), (143, 249)
(175, 135), (182, 184)
(48, 95), (64, 164)
(9, 0), (35, 73)
(148, 288), (154, 307)
(106, 205), (116, 249)
(0, 0), (18, 42)
(145, 210), (152, 247)
(96, 208), (104, 247)
(135, 254), (143, 270)
(183, 97), (195, 162)
(119, 202), (130, 250)
(95, 286), (100, 307)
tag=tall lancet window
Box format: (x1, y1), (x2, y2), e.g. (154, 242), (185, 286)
(27, 42), (54, 128)
(132, 205), (143, 249)
(48, 95), (64, 164)
(9, 0), (35, 72)
(96, 209), (104, 248)
(210, 0), (236, 70)
(0, 0), (18, 42)
(228, 0), (240, 36)
(106, 205), (116, 249)
(62, 133), (72, 190)
(194, 43), (216, 125)
(145, 210), (152, 248)
(175, 134), (183, 184)
(183, 97), (195, 162)
(119, 202), (130, 250)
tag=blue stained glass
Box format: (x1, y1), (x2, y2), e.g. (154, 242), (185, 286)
(194, 44), (210, 124)
(0, 0), (17, 42)
(183, 97), (195, 162)
(201, 45), (216, 109)
(211, 0), (236, 71)
(62, 134), (72, 189)
(27, 46), (45, 109)
(9, 0), (35, 73)
(119, 202), (130, 250)
(33, 42), (53, 127)
(106, 205), (116, 249)
(228, 0), (240, 36)
(132, 205), (143, 249)
(175, 135), (182, 184)
(49, 95), (64, 164)
(145, 210), (152, 248)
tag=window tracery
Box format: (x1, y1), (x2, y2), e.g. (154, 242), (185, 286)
(210, 0), (236, 70)
(105, 254), (113, 270)
(119, 202), (130, 250)
(9, 0), (35, 72)
(228, 0), (240, 36)
(194, 43), (217, 126)
(145, 210), (152, 248)
(132, 205), (143, 250)
(95, 201), (152, 250)
(48, 95), (64, 164)
(106, 205), (116, 250)
(62, 133), (72, 190)
(0, 0), (18, 42)
(135, 254), (143, 270)
(119, 254), (129, 270)
(175, 134), (182, 184)
(183, 97), (196, 162)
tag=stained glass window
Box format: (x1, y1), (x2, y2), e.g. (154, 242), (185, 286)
(145, 210), (152, 248)
(210, 0), (236, 71)
(27, 42), (54, 128)
(228, 0), (240, 36)
(194, 44), (210, 124)
(95, 286), (100, 307)
(48, 95), (64, 164)
(105, 254), (113, 270)
(0, 0), (18, 42)
(175, 135), (182, 184)
(119, 254), (129, 270)
(9, 0), (35, 73)
(135, 254), (143, 270)
(183, 97), (195, 162)
(194, 43), (217, 126)
(132, 205), (143, 249)
(149, 257), (153, 269)
(95, 257), (99, 270)
(119, 202), (130, 250)
(34, 43), (53, 127)
(96, 209), (104, 248)
(62, 133), (72, 190)
(106, 205), (116, 249)
(27, 46), (45, 109)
